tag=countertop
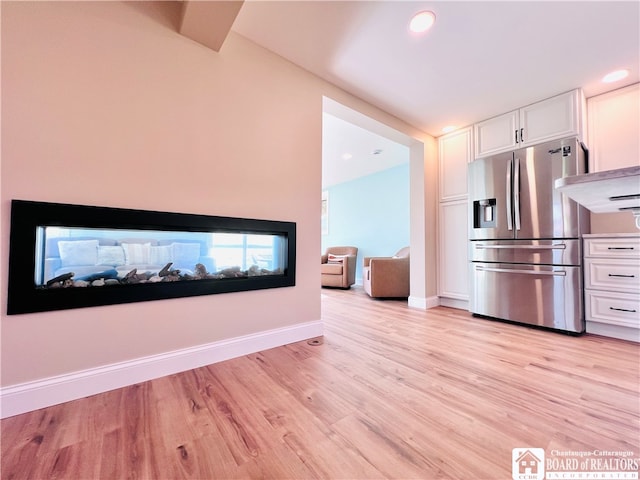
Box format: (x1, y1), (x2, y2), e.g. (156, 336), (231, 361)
(555, 165), (640, 213)
(583, 232), (640, 238)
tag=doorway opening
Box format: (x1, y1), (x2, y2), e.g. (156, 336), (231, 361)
(321, 96), (428, 307)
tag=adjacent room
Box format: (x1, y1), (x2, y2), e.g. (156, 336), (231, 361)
(1, 2), (638, 479)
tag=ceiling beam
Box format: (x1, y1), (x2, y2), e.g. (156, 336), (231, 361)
(179, 1), (244, 52)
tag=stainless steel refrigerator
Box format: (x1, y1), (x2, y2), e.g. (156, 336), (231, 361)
(468, 136), (590, 333)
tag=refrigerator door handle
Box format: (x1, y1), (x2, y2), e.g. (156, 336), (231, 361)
(506, 158), (513, 231)
(475, 266), (567, 277)
(475, 243), (567, 250)
(514, 157), (521, 231)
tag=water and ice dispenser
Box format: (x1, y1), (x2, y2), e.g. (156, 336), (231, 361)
(473, 198), (496, 228)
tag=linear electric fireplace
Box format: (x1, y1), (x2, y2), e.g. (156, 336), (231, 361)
(7, 200), (296, 314)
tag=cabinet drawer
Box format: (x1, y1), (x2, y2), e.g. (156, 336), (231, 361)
(584, 258), (640, 293)
(585, 237), (640, 258)
(586, 290), (640, 329)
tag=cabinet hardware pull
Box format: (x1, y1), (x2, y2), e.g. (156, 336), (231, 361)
(609, 307), (637, 313)
(514, 158), (521, 231)
(506, 159), (513, 231)
(476, 244), (566, 250)
(609, 193), (640, 201)
(607, 247), (635, 250)
(520, 128), (524, 143)
(475, 266), (566, 276)
(608, 274), (635, 278)
(515, 129), (519, 143)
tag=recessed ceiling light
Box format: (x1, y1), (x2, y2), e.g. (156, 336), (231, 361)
(341, 153), (353, 160)
(442, 126), (457, 133)
(602, 69), (629, 83)
(409, 11), (436, 34)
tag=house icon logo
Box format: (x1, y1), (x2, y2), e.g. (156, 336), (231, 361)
(512, 448), (545, 480)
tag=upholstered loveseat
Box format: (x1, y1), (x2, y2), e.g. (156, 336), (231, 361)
(43, 237), (215, 284)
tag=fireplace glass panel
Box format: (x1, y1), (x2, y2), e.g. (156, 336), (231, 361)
(37, 226), (287, 288)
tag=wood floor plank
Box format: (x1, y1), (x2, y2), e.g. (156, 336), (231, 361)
(2, 287), (638, 479)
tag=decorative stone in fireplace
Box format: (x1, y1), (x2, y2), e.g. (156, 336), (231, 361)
(7, 200), (296, 314)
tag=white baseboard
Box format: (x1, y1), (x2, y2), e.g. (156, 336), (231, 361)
(438, 297), (469, 311)
(426, 296), (440, 309)
(586, 321), (639, 343)
(408, 295), (439, 310)
(0, 320), (324, 419)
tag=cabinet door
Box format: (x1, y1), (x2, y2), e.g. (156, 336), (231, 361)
(439, 127), (472, 201)
(520, 90), (581, 146)
(474, 110), (518, 158)
(438, 200), (469, 300)
(587, 83), (640, 172)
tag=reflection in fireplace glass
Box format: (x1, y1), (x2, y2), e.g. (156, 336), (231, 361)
(38, 226), (286, 289)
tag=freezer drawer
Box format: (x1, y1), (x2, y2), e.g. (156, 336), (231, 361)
(470, 239), (581, 265)
(470, 263), (584, 333)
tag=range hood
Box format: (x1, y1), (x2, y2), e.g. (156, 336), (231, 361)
(555, 165), (640, 228)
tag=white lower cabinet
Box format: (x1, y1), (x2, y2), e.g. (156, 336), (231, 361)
(438, 200), (469, 305)
(584, 234), (640, 342)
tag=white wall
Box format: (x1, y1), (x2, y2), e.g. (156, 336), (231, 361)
(1, 1), (437, 409)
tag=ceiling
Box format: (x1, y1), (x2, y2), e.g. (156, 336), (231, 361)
(229, 1), (640, 186)
(321, 112), (411, 187)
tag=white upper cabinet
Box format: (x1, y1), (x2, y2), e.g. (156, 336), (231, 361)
(473, 110), (519, 159)
(520, 90), (583, 145)
(439, 127), (473, 201)
(474, 89), (585, 158)
(587, 83), (640, 172)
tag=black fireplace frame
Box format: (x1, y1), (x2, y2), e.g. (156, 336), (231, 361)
(7, 200), (296, 314)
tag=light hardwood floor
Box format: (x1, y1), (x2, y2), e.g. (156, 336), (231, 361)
(2, 287), (639, 479)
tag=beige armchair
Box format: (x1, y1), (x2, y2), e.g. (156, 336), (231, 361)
(363, 247), (410, 298)
(321, 246), (358, 289)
